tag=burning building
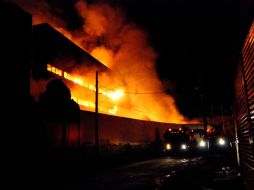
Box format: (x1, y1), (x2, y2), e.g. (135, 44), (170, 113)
(5, 0), (201, 148)
(31, 23), (200, 146)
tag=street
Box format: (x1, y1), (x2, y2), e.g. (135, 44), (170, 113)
(19, 149), (243, 190)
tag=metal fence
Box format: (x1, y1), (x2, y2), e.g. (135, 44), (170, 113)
(234, 20), (254, 190)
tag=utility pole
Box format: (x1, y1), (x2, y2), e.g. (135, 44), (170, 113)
(220, 105), (225, 132)
(210, 105), (214, 126)
(196, 74), (207, 135)
(201, 94), (208, 134)
(95, 71), (99, 155)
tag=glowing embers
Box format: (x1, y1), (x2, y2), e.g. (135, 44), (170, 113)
(47, 64), (62, 76)
(47, 64), (95, 89)
(72, 97), (118, 114)
(47, 64), (124, 101)
(63, 72), (85, 87)
(107, 89), (124, 100)
(47, 64), (121, 115)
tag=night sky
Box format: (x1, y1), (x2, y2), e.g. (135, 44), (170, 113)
(113, 0), (254, 118)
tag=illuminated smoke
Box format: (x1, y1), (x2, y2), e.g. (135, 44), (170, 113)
(12, 0), (197, 124)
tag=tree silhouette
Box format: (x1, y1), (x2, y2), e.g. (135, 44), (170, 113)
(39, 78), (80, 147)
(40, 78), (79, 122)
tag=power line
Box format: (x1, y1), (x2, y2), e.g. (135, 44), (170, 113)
(98, 99), (169, 119)
(99, 85), (166, 95)
(124, 91), (166, 95)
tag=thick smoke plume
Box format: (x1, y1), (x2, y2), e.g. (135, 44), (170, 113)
(12, 0), (197, 124)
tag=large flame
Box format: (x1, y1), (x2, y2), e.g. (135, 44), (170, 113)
(47, 64), (121, 114)
(14, 0), (198, 124)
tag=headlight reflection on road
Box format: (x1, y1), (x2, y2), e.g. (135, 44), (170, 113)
(199, 140), (206, 147)
(180, 159), (189, 163)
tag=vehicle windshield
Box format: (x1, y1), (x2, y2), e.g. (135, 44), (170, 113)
(163, 130), (189, 142)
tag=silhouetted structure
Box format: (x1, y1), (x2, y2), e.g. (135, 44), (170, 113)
(1, 1), (32, 151)
(234, 20), (254, 190)
(32, 23), (108, 80)
(1, 1), (33, 188)
(79, 110), (203, 145)
(39, 78), (80, 148)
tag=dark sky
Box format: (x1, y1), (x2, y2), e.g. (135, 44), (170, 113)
(111, 0), (254, 118)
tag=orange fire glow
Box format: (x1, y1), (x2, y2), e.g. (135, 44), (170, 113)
(15, 0), (199, 124)
(47, 64), (124, 101)
(47, 64), (120, 115)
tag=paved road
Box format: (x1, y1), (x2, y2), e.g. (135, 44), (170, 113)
(157, 154), (243, 190)
(80, 156), (203, 190)
(21, 155), (206, 189)
(19, 150), (243, 190)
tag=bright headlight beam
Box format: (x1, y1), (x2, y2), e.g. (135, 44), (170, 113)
(181, 144), (187, 150)
(218, 138), (226, 146)
(199, 140), (206, 147)
(166, 143), (171, 150)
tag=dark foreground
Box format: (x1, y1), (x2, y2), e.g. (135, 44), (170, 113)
(15, 145), (244, 190)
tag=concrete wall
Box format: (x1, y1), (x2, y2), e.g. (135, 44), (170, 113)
(80, 110), (203, 145)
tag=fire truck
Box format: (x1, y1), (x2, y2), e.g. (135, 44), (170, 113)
(162, 127), (196, 154)
(203, 125), (232, 153)
(162, 125), (231, 154)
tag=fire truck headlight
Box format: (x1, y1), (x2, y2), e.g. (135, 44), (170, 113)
(181, 144), (187, 150)
(165, 143), (171, 150)
(199, 140), (206, 147)
(218, 137), (226, 146)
